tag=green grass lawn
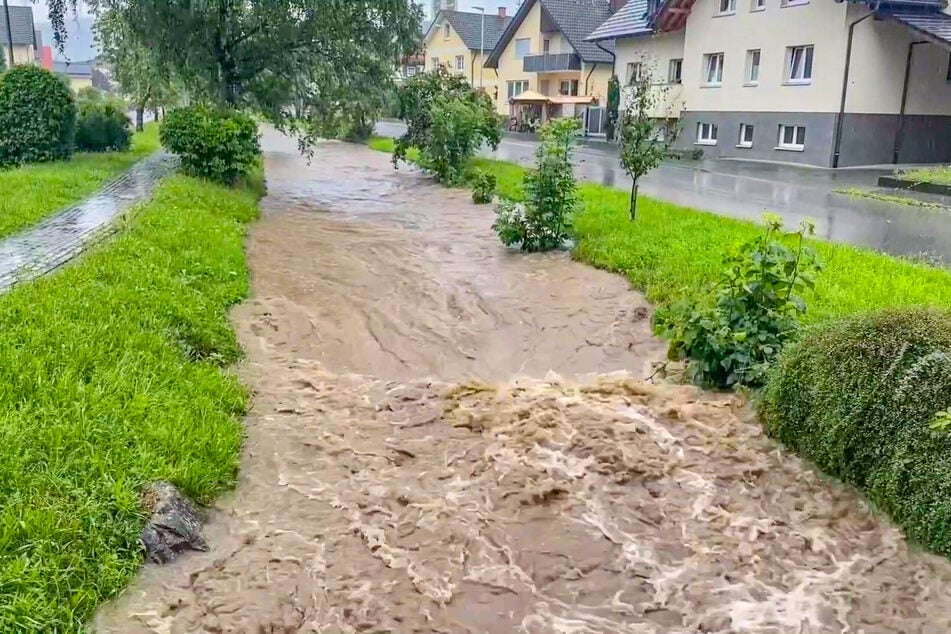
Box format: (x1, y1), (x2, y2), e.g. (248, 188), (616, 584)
(899, 165), (951, 186)
(0, 171), (259, 630)
(369, 136), (951, 323)
(0, 123), (161, 240)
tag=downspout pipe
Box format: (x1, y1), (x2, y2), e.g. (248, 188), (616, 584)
(893, 40), (928, 164)
(832, 10), (874, 168)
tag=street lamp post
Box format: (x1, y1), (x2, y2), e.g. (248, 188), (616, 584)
(473, 6), (485, 89)
(3, 0), (15, 68)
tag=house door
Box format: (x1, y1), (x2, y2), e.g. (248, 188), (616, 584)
(585, 107), (606, 136)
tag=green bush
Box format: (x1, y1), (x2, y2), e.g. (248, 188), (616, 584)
(160, 105), (260, 183)
(0, 66), (76, 167)
(470, 170), (496, 204)
(762, 307), (951, 555)
(657, 215), (820, 388)
(492, 118), (579, 252)
(75, 100), (132, 152)
(394, 68), (500, 185)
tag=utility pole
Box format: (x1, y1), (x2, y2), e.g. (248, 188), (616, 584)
(3, 0), (15, 68)
(473, 6), (485, 89)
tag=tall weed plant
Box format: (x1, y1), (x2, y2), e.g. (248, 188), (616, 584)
(657, 214), (821, 388)
(493, 118), (580, 252)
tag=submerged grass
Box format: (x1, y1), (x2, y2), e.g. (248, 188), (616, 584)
(0, 171), (259, 630)
(369, 135), (951, 323)
(0, 123), (160, 240)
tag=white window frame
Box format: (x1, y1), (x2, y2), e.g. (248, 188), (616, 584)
(455, 55), (465, 71)
(777, 124), (806, 151)
(430, 56), (440, 70)
(738, 123), (754, 148)
(444, 23), (451, 39)
(716, 0), (737, 15)
(669, 58), (683, 84)
(515, 38), (532, 60)
(696, 122), (718, 145)
(781, 0), (809, 6)
(559, 79), (579, 95)
(405, 66), (417, 78)
(703, 53), (724, 86)
(785, 45), (814, 84)
(751, 0), (766, 11)
(745, 49), (761, 85)
(507, 80), (529, 100)
(626, 62), (644, 85)
(543, 38), (551, 53)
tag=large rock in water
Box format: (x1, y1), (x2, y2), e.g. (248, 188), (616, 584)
(140, 481), (209, 564)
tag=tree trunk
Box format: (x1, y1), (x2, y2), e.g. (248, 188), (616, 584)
(629, 179), (639, 221)
(153, 107), (160, 122)
(135, 106), (145, 132)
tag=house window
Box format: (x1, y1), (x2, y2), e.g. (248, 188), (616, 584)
(626, 62), (644, 85)
(786, 45), (814, 83)
(696, 122), (718, 145)
(716, 0), (736, 14)
(781, 0), (808, 5)
(559, 79), (579, 95)
(738, 123), (754, 147)
(745, 49), (760, 84)
(543, 39), (551, 53)
(778, 124), (806, 150)
(507, 80), (529, 100)
(751, 0), (765, 10)
(455, 55), (465, 71)
(515, 38), (532, 59)
(703, 53), (724, 86)
(444, 23), (451, 39)
(405, 66), (417, 78)
(669, 58), (683, 83)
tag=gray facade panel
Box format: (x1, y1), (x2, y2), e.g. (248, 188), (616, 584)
(895, 115), (951, 165)
(835, 114), (898, 167)
(674, 111), (837, 167)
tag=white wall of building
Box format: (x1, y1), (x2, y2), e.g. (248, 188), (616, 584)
(614, 31), (686, 117)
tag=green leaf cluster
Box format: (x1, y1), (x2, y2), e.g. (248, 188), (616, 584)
(470, 170), (497, 204)
(0, 66), (76, 168)
(160, 106), (261, 184)
(394, 68), (501, 185)
(492, 118), (580, 252)
(762, 308), (951, 556)
(76, 99), (133, 152)
(657, 215), (821, 388)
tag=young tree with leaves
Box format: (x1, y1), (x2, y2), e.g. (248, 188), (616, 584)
(46, 0), (422, 149)
(618, 58), (677, 220)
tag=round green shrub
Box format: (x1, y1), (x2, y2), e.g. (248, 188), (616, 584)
(762, 307), (951, 554)
(75, 100), (132, 152)
(160, 105), (260, 184)
(0, 66), (77, 167)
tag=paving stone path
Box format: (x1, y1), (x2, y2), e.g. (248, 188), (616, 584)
(0, 153), (175, 292)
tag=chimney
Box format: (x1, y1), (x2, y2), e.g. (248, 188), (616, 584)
(498, 7), (507, 17)
(610, 0), (628, 11)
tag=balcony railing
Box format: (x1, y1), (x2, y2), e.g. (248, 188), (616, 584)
(523, 53), (582, 73)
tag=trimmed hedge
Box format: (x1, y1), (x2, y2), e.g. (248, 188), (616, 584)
(0, 66), (76, 167)
(75, 100), (132, 152)
(762, 308), (951, 555)
(160, 105), (260, 184)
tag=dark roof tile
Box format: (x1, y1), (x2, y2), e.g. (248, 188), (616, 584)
(0, 5), (37, 47)
(586, 0), (653, 41)
(439, 9), (513, 51)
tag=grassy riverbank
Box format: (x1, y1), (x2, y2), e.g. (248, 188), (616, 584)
(0, 123), (160, 240)
(0, 171), (259, 630)
(900, 165), (951, 186)
(369, 136), (951, 322)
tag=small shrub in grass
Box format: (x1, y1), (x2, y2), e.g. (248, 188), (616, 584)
(0, 66), (76, 167)
(394, 67), (500, 185)
(657, 214), (820, 388)
(470, 170), (496, 204)
(761, 307), (951, 555)
(160, 105), (261, 183)
(492, 118), (580, 252)
(75, 99), (132, 152)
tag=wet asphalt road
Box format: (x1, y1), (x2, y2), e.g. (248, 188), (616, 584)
(376, 120), (951, 263)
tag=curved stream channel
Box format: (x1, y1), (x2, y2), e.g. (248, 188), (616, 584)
(96, 132), (951, 633)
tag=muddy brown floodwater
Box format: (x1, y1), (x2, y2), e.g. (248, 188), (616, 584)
(96, 133), (951, 633)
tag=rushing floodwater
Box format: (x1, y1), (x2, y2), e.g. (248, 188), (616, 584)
(95, 133), (951, 633)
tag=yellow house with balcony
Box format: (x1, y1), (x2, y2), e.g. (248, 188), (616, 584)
(483, 0), (619, 134)
(422, 8), (513, 96)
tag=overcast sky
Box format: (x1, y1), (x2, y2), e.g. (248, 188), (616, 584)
(426, 0), (520, 18)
